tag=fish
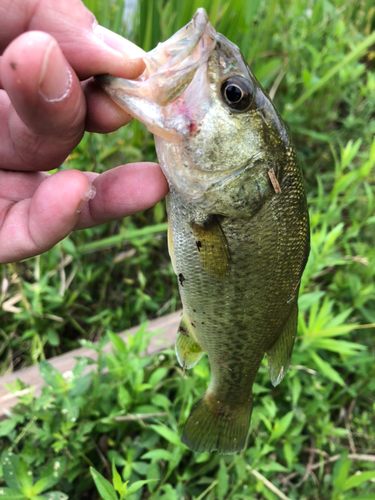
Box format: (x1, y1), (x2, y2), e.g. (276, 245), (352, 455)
(96, 8), (310, 454)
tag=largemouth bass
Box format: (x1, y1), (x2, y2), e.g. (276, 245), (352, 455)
(97, 9), (310, 454)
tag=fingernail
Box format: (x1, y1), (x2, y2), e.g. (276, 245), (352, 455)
(39, 41), (73, 102)
(94, 24), (146, 59)
(77, 184), (96, 213)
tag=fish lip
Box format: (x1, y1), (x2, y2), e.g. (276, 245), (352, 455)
(95, 8), (216, 125)
(94, 9), (218, 146)
(159, 8), (209, 74)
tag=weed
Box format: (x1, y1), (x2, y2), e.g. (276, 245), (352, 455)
(1, 0), (374, 499)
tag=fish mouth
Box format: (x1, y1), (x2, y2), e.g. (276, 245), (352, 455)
(95, 8), (217, 141)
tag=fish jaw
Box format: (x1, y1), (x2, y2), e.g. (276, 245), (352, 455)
(95, 8), (216, 142)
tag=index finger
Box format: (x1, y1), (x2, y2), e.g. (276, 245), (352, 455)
(0, 0), (145, 80)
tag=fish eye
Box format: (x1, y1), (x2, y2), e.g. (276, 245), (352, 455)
(220, 76), (253, 112)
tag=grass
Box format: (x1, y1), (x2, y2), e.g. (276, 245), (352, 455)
(1, 0), (375, 499)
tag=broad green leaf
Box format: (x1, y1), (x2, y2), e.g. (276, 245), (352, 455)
(38, 361), (66, 389)
(283, 443), (294, 470)
(291, 375), (302, 407)
(232, 495), (257, 499)
(261, 461), (289, 473)
(156, 483), (178, 500)
(68, 373), (92, 398)
(90, 467), (118, 500)
(309, 325), (358, 338)
(269, 411), (294, 442)
(0, 419), (18, 437)
(0, 488), (27, 499)
(343, 470), (375, 491)
(33, 458), (67, 494)
(333, 454), (351, 493)
(141, 450), (174, 462)
(108, 331), (128, 355)
(2, 454), (22, 489)
(46, 328), (60, 347)
(298, 291), (325, 311)
(126, 479), (157, 496)
(146, 461), (160, 493)
(258, 414), (272, 433)
(40, 493), (69, 500)
(112, 461), (122, 493)
(310, 352), (345, 386)
(151, 394), (171, 410)
(217, 460), (229, 500)
(345, 496), (375, 500)
(61, 397), (79, 422)
(235, 457), (247, 481)
(148, 367), (168, 386)
(149, 425), (182, 447)
(17, 457), (33, 490)
(195, 453), (211, 463)
(324, 308), (353, 329)
(131, 461), (149, 476)
(260, 444), (275, 457)
(72, 357), (89, 377)
(310, 339), (366, 356)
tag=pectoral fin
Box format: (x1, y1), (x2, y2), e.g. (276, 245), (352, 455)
(191, 215), (230, 280)
(175, 313), (204, 370)
(267, 302), (298, 386)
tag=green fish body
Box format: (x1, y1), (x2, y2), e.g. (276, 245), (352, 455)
(97, 8), (310, 454)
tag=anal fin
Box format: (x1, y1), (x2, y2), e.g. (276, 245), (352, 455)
(175, 313), (204, 370)
(267, 301), (298, 386)
(191, 215), (230, 280)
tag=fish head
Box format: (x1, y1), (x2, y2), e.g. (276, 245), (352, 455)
(96, 9), (292, 217)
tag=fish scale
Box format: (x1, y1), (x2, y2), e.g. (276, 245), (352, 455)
(96, 8), (310, 454)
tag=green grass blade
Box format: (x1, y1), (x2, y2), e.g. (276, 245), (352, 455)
(285, 29), (375, 116)
(78, 223), (168, 253)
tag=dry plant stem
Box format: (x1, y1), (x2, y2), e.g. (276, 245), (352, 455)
(345, 410), (357, 455)
(195, 479), (218, 500)
(269, 56), (289, 100)
(250, 469), (292, 500)
(289, 365), (317, 375)
(284, 453), (375, 483)
(267, 168), (282, 194)
(114, 412), (167, 421)
(92, 437), (110, 471)
(297, 437), (316, 487)
(219, 353), (232, 371)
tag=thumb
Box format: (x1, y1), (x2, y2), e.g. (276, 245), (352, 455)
(0, 0), (146, 80)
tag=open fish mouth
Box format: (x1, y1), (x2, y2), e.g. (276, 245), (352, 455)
(95, 8), (217, 140)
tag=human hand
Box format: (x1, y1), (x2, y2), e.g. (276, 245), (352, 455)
(0, 0), (168, 264)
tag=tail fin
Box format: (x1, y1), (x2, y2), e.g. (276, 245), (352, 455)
(181, 393), (252, 454)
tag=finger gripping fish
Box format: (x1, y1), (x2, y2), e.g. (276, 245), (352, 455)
(96, 8), (310, 454)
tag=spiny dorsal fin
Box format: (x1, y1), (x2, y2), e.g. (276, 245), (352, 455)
(191, 215), (230, 280)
